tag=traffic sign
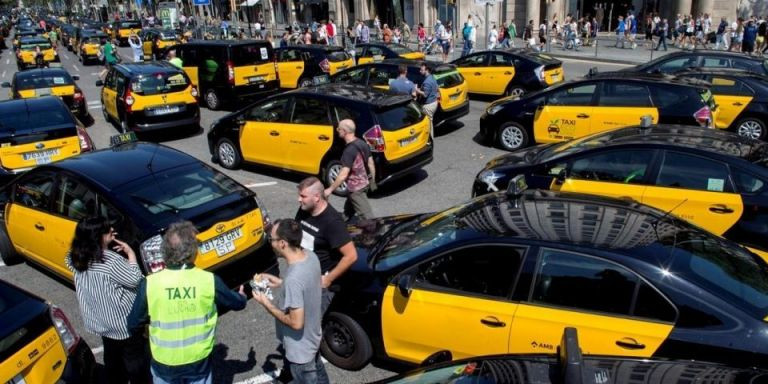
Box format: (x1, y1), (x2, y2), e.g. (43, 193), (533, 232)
(194, 0), (210, 5)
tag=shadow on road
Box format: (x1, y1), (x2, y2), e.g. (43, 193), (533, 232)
(212, 344), (258, 384)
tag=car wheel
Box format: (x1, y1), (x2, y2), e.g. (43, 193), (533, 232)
(505, 85), (526, 98)
(298, 77), (314, 88)
(320, 312), (373, 371)
(205, 89), (221, 110)
(736, 117), (767, 140)
(0, 226), (20, 265)
(215, 138), (242, 169)
(323, 160), (349, 197)
(497, 122), (529, 151)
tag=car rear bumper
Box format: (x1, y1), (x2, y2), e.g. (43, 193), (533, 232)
(377, 142), (433, 186)
(435, 100), (470, 127)
(128, 104), (200, 132)
(229, 80), (280, 99)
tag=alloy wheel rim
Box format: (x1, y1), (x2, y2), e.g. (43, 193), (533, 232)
(501, 126), (524, 149)
(218, 142), (236, 167)
(739, 120), (763, 140)
(509, 88), (525, 97)
(328, 164), (348, 193)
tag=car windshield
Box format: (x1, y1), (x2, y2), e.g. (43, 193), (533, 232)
(434, 69), (463, 88)
(159, 32), (177, 40)
(388, 44), (414, 54)
(131, 72), (188, 95)
(16, 73), (74, 90)
(120, 21), (141, 28)
(126, 164), (247, 215)
(375, 101), (424, 131)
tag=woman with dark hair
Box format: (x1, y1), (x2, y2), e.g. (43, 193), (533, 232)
(66, 217), (150, 384)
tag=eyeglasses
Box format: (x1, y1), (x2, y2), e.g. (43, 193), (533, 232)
(267, 234), (282, 243)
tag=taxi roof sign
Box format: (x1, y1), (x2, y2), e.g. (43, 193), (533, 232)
(110, 132), (138, 147)
(507, 174), (528, 197)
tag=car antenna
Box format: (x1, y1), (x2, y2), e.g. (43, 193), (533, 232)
(147, 141), (158, 171)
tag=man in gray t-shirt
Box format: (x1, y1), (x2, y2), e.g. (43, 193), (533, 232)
(253, 219), (328, 384)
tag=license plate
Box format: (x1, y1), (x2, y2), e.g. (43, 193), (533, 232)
(551, 74), (560, 81)
(22, 148), (59, 164)
(35, 88), (52, 96)
(399, 135), (419, 147)
(152, 105), (180, 115)
(198, 227), (243, 257)
(248, 76), (265, 83)
(313, 75), (329, 85)
(8, 374), (26, 384)
(449, 94), (459, 101)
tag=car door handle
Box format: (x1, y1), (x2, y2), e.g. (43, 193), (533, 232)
(34, 223), (44, 231)
(318, 135), (330, 141)
(296, 66), (302, 69)
(269, 130), (280, 136)
(474, 72), (482, 76)
(577, 114), (590, 118)
(480, 316), (506, 327)
(615, 338), (646, 350)
(709, 204), (734, 214)
(504, 71), (513, 75)
(733, 102), (744, 106)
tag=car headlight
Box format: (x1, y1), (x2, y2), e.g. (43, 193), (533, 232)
(487, 104), (504, 115)
(478, 170), (504, 192)
(140, 234), (166, 273)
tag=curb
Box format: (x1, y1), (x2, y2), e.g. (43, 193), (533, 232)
(542, 52), (639, 65)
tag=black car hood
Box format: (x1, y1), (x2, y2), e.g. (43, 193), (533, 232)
(347, 213), (431, 266)
(484, 145), (552, 169)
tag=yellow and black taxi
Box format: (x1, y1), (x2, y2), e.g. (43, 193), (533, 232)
(2, 68), (89, 120)
(480, 72), (716, 151)
(139, 28), (180, 60)
(355, 42), (425, 64)
(168, 40), (279, 110)
(331, 59), (469, 128)
(275, 45), (354, 89)
(674, 68), (768, 139)
(0, 97), (93, 178)
(59, 24), (76, 51)
(451, 49), (564, 97)
(96, 62), (200, 133)
(76, 30), (108, 65)
(321, 181), (768, 370)
(12, 29), (39, 50)
(472, 124), (768, 256)
(625, 50), (768, 76)
(0, 280), (95, 383)
(16, 37), (59, 70)
(0, 138), (270, 278)
(115, 19), (142, 46)
(207, 83), (433, 194)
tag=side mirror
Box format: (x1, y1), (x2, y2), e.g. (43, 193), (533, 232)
(72, 75), (79, 80)
(397, 274), (413, 298)
(1, 82), (10, 88)
(95, 80), (104, 87)
(555, 167), (568, 185)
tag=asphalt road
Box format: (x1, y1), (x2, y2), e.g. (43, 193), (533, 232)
(0, 41), (633, 384)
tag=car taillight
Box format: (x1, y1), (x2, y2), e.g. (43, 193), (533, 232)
(227, 60), (235, 85)
(363, 124), (385, 152)
(694, 106), (712, 128)
(73, 89), (84, 102)
(49, 305), (80, 354)
(534, 65), (545, 83)
(77, 126), (91, 151)
(319, 58), (330, 73)
(140, 234), (166, 274)
(125, 86), (134, 112)
(254, 195), (271, 229)
(191, 85), (198, 97)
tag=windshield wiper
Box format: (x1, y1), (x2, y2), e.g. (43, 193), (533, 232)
(131, 195), (180, 214)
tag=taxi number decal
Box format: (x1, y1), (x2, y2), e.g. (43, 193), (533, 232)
(707, 178), (725, 192)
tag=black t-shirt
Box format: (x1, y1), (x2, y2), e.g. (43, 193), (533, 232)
(295, 204), (352, 273)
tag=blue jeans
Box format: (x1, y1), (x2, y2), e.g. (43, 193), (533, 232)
(289, 354), (330, 384)
(150, 365), (212, 384)
(655, 35), (667, 50)
(461, 39), (473, 56)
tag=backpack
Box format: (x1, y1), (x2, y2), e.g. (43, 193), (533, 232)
(462, 23), (471, 40)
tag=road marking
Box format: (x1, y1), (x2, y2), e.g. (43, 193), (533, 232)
(245, 181), (278, 188)
(87, 100), (101, 105)
(234, 358), (328, 384)
(90, 72), (100, 76)
(72, 65), (80, 72)
(1, 71), (5, 78)
(88, 105), (102, 110)
(91, 346), (104, 355)
(0, 260), (5, 267)
(4, 59), (7, 65)
(558, 57), (633, 66)
(61, 54), (69, 60)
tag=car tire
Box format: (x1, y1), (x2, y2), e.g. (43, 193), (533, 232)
(323, 160), (349, 197)
(497, 122), (530, 151)
(215, 138), (242, 170)
(320, 312), (373, 371)
(0, 226), (20, 265)
(505, 85), (526, 98)
(205, 89), (221, 110)
(298, 77), (314, 88)
(735, 117), (767, 140)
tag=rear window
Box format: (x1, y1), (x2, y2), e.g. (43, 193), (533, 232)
(327, 50), (350, 62)
(119, 21), (141, 29)
(0, 105), (75, 137)
(83, 36), (103, 44)
(375, 101), (424, 131)
(160, 33), (177, 41)
(16, 73), (74, 90)
(131, 72), (189, 95)
(0, 127), (77, 145)
(126, 164), (248, 216)
(434, 70), (464, 88)
(20, 41), (51, 50)
(231, 44), (273, 66)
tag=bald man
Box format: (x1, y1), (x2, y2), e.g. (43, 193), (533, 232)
(324, 119), (376, 221)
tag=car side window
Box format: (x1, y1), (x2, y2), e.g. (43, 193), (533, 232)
(368, 47), (384, 57)
(104, 69), (117, 89)
(547, 83), (596, 106)
(732, 168), (765, 193)
(115, 73), (127, 96)
(14, 171), (55, 211)
(369, 66), (399, 86)
(247, 97), (290, 123)
(656, 151), (732, 192)
(279, 49), (299, 62)
(532, 249), (675, 321)
(455, 53), (487, 67)
(415, 246), (524, 298)
(54, 175), (99, 220)
(597, 82), (652, 107)
(708, 76), (754, 96)
(569, 150), (654, 184)
(179, 47), (197, 64)
(702, 57), (731, 68)
(290, 98), (331, 125)
(332, 106), (360, 126)
(657, 57), (697, 72)
(490, 53), (515, 67)
(333, 67), (367, 85)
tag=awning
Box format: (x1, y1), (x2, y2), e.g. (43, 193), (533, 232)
(239, 0), (259, 6)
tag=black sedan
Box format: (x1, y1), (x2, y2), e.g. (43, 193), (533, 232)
(624, 50), (768, 75)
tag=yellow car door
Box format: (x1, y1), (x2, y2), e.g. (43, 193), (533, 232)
(487, 53), (517, 95)
(281, 97), (334, 174)
(381, 246), (524, 364)
(100, 70), (119, 119)
(592, 82), (658, 135)
(708, 76), (753, 129)
(509, 249), (675, 357)
(533, 82), (596, 143)
(277, 49), (304, 89)
(642, 150), (743, 236)
(177, 47), (199, 86)
(239, 97), (290, 167)
(549, 150), (655, 202)
(454, 53), (488, 94)
(142, 32), (154, 58)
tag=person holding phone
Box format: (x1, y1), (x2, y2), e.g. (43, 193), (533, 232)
(66, 217), (151, 384)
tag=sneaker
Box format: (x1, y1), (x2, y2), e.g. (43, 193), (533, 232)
(276, 367), (293, 383)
